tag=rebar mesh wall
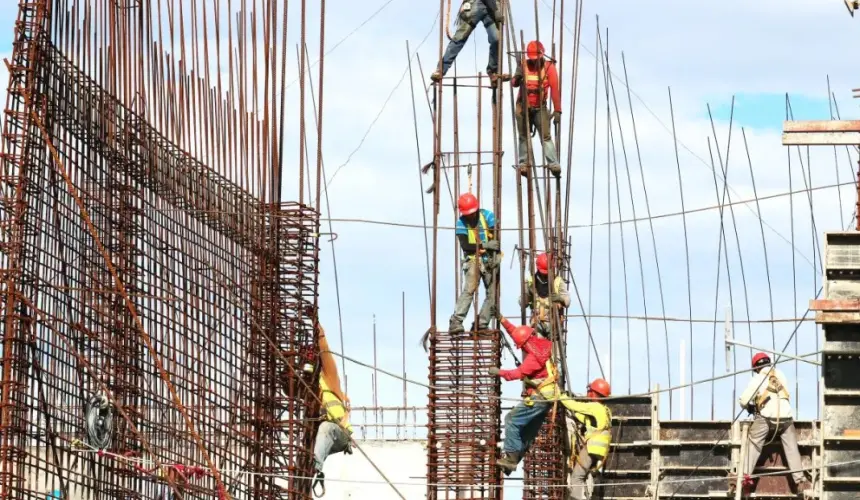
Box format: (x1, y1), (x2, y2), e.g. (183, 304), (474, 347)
(0, 4), (320, 499)
(427, 332), (503, 499)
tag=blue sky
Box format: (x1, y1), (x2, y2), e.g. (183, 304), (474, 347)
(0, 0), (858, 496)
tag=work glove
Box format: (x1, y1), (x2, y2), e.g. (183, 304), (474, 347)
(493, 10), (505, 24)
(550, 293), (565, 304)
(489, 367), (501, 376)
(553, 111), (562, 126)
(483, 239), (500, 252)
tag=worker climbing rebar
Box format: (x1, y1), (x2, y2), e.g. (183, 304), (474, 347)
(512, 40), (562, 177)
(430, 0), (508, 84)
(564, 379), (613, 500)
(731, 353), (811, 496)
(519, 251), (570, 340)
(450, 192), (500, 333)
(312, 326), (354, 498)
(490, 315), (558, 474)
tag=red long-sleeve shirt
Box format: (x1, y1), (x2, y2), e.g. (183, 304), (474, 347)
(513, 61), (561, 112)
(498, 318), (552, 393)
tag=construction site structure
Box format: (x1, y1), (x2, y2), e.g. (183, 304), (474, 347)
(0, 1), (328, 499)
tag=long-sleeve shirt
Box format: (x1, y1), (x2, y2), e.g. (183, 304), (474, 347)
(512, 60), (562, 112)
(498, 318), (552, 391)
(738, 367), (793, 419)
(519, 274), (571, 310)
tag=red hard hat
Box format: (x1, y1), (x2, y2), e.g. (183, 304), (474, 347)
(457, 193), (479, 216)
(587, 378), (611, 398)
(526, 41), (545, 60)
(752, 352), (771, 369)
(509, 324), (535, 348)
(536, 253), (549, 274)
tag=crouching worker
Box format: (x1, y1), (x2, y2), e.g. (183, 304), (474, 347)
(562, 379), (613, 500)
(489, 315), (559, 474)
(313, 326), (354, 497)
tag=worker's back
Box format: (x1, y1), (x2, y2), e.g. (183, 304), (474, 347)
(740, 367), (792, 419)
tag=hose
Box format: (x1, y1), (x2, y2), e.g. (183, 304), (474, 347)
(85, 393), (114, 450)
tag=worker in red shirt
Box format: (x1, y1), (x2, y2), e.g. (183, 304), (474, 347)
(512, 40), (561, 178)
(489, 315), (559, 474)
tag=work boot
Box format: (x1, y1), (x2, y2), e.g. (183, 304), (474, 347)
(496, 452), (521, 474)
(796, 479), (812, 496)
(548, 163), (562, 177)
(430, 71), (443, 83)
(448, 318), (465, 334)
(518, 163), (529, 177)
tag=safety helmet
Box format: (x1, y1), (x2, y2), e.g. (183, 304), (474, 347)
(509, 324), (535, 348)
(457, 193), (479, 216)
(536, 252), (549, 274)
(587, 378), (611, 398)
(526, 40), (545, 61)
(752, 352), (771, 369)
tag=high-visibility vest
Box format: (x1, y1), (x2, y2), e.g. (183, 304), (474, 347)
(320, 377), (353, 434)
(755, 369), (790, 412)
(465, 212), (491, 246)
(579, 403), (612, 459)
(524, 64), (549, 108)
(526, 275), (564, 323)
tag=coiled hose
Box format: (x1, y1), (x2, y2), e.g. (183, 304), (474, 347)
(85, 393), (113, 450)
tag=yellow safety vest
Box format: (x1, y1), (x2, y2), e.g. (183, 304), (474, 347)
(526, 275), (564, 323)
(465, 212), (492, 247)
(561, 398), (613, 461)
(755, 369), (790, 412)
(320, 377), (353, 434)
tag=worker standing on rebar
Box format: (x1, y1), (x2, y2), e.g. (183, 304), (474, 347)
(450, 192), (500, 333)
(312, 326), (354, 497)
(430, 0), (507, 84)
(519, 252), (570, 340)
(562, 379), (613, 500)
(512, 40), (562, 178)
(733, 353), (811, 496)
(489, 315), (558, 474)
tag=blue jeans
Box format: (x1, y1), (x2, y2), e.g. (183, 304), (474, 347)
(313, 421), (351, 473)
(439, 0), (499, 76)
(503, 399), (552, 454)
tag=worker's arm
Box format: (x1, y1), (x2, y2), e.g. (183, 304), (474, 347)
(518, 278), (535, 309)
(738, 375), (761, 410)
(547, 63), (562, 112)
(498, 352), (543, 381)
(512, 60), (523, 87)
(553, 278), (571, 308)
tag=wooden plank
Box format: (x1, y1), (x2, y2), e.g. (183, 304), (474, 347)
(783, 120), (860, 132)
(782, 131), (860, 145)
(810, 299), (860, 311)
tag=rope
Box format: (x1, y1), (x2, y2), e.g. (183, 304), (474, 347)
(84, 394), (113, 450)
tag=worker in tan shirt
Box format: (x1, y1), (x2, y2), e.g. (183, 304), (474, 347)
(733, 352), (811, 496)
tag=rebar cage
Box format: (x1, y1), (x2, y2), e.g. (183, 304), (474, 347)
(0, 2), (321, 499)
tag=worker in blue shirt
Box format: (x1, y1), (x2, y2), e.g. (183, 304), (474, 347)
(450, 192), (500, 333)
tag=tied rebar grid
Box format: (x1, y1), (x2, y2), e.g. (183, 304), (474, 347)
(0, 6), (321, 499)
(427, 330), (503, 499)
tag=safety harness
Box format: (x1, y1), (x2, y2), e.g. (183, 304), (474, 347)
(566, 402), (613, 471)
(527, 274), (564, 324)
(754, 368), (790, 413)
(464, 212), (492, 258)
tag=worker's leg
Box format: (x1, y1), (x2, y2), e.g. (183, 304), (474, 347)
(567, 446), (593, 500)
(439, 15), (476, 76)
(503, 400), (551, 456)
(477, 255), (499, 329)
(479, 7), (499, 75)
(516, 104), (529, 165)
(778, 419), (807, 485)
(538, 106), (559, 167)
(450, 259), (479, 331)
(743, 416), (772, 476)
(313, 421), (343, 473)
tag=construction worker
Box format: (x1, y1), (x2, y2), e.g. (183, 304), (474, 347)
(733, 353), (811, 495)
(450, 192), (500, 333)
(312, 326), (353, 497)
(512, 40), (562, 178)
(563, 379), (613, 500)
(519, 252), (570, 339)
(430, 0), (505, 83)
(489, 315), (558, 474)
